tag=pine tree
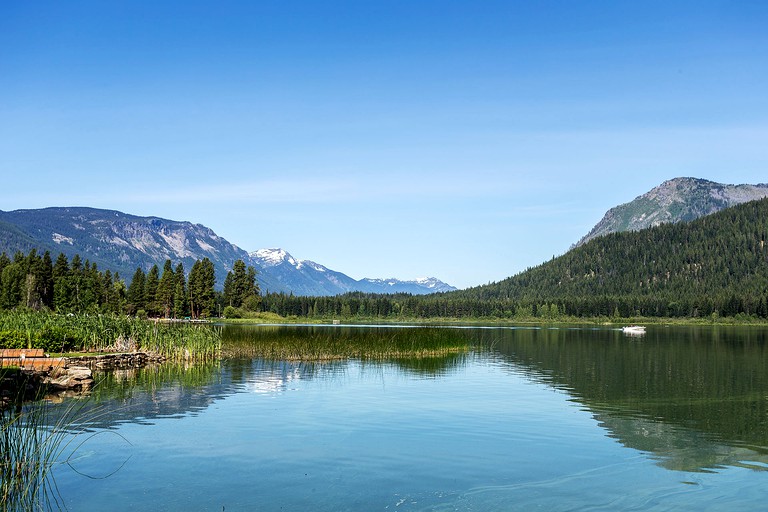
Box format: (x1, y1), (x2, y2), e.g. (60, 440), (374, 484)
(52, 253), (72, 312)
(127, 267), (147, 315)
(145, 264), (160, 317)
(23, 249), (42, 309)
(81, 260), (100, 311)
(40, 251), (54, 308)
(69, 254), (83, 312)
(0, 253), (9, 308)
(1, 261), (23, 310)
(156, 259), (176, 318)
(223, 259), (259, 308)
(189, 258), (216, 318)
(173, 262), (187, 318)
(102, 270), (115, 313)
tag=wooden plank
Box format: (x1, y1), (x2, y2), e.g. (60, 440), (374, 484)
(0, 349), (45, 358)
(0, 356), (65, 369)
(21, 358), (66, 370)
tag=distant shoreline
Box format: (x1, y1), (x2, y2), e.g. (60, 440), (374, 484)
(216, 315), (768, 327)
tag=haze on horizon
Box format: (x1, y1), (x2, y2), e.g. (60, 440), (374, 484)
(1, 1), (767, 289)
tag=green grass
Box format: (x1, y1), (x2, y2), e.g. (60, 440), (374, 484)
(0, 311), (221, 362)
(221, 325), (470, 361)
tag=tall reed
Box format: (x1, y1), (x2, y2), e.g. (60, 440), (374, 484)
(1, 374), (86, 510)
(0, 311), (221, 362)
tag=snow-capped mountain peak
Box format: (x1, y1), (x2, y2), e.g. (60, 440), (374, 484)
(250, 248), (299, 268)
(248, 248), (457, 295)
(360, 277), (456, 293)
(250, 249), (328, 274)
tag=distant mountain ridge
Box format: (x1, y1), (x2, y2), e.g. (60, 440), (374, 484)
(577, 177), (768, 246)
(359, 276), (455, 294)
(250, 248), (456, 295)
(0, 207), (455, 296)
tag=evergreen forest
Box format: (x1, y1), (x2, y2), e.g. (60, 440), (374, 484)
(0, 250), (253, 319)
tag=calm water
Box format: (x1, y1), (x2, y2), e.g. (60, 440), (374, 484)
(47, 324), (768, 511)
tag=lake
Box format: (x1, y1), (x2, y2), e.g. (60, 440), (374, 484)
(47, 324), (768, 511)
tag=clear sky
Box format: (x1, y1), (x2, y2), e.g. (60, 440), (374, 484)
(1, 1), (767, 289)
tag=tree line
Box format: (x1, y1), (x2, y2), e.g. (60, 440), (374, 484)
(0, 250), (259, 319)
(3, 197), (767, 321)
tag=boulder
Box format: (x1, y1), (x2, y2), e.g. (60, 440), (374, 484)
(45, 365), (94, 391)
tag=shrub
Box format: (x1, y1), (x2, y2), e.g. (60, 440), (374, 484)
(242, 295), (261, 312)
(0, 330), (26, 349)
(35, 326), (80, 353)
(223, 306), (241, 319)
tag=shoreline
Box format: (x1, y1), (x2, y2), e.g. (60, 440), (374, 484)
(1, 352), (166, 408)
(216, 316), (768, 327)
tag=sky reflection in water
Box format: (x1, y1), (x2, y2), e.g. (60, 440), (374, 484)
(50, 325), (768, 511)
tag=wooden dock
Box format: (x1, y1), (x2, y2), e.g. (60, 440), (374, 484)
(0, 349), (66, 370)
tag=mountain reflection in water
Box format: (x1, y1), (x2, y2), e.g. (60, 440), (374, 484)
(480, 325), (768, 472)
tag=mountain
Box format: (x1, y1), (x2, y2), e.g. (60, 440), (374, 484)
(358, 277), (457, 294)
(577, 177), (768, 246)
(249, 248), (361, 296)
(459, 196), (768, 317)
(0, 207), (250, 286)
(250, 248), (457, 295)
(0, 207), (455, 296)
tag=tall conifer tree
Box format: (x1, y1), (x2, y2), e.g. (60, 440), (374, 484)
(157, 259), (176, 318)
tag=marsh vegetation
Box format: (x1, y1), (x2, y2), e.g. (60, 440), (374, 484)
(221, 324), (470, 361)
(0, 311), (221, 362)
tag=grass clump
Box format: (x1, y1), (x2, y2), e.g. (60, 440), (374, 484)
(221, 325), (470, 362)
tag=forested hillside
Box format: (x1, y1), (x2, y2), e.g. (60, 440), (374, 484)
(261, 198), (768, 320)
(458, 197), (768, 317)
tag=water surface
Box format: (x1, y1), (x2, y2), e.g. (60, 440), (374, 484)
(49, 324), (768, 510)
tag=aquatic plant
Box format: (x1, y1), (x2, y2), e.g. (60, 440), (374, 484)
(1, 374), (84, 510)
(221, 325), (470, 361)
(1, 367), (140, 511)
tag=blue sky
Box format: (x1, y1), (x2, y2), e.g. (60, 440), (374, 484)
(1, 1), (767, 289)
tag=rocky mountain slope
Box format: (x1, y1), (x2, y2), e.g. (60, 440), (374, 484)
(577, 177), (768, 246)
(0, 207), (249, 286)
(0, 207), (455, 296)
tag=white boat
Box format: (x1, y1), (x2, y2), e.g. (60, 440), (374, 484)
(622, 325), (646, 335)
